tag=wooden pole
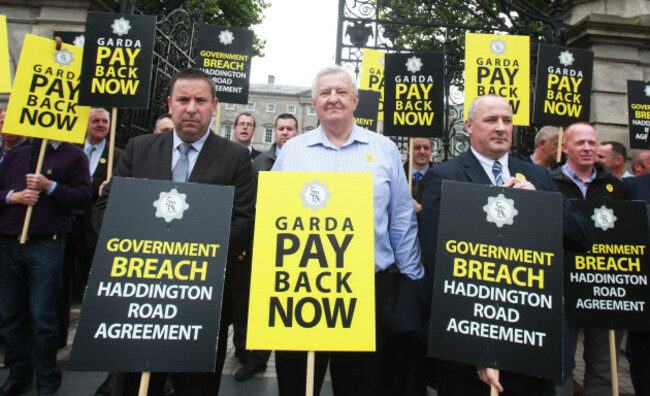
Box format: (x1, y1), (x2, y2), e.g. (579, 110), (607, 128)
(214, 102), (222, 135)
(138, 372), (150, 396)
(305, 351), (315, 396)
(490, 369), (500, 396)
(556, 126), (564, 164)
(408, 138), (414, 191)
(609, 330), (619, 396)
(20, 138), (48, 244)
(107, 108), (118, 180)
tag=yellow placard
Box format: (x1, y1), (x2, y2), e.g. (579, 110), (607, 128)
(3, 34), (89, 143)
(247, 172), (375, 351)
(464, 33), (530, 126)
(0, 15), (11, 92)
(360, 48), (385, 121)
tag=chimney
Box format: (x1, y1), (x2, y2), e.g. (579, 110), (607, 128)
(268, 75), (275, 84)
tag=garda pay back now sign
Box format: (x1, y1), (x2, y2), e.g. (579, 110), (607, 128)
(247, 172), (375, 351)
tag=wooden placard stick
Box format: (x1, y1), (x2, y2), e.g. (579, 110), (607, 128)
(408, 138), (414, 192)
(106, 107), (118, 180)
(214, 102), (222, 135)
(306, 350), (315, 396)
(609, 330), (619, 396)
(20, 138), (48, 244)
(556, 126), (564, 164)
(138, 372), (150, 396)
(490, 369), (500, 396)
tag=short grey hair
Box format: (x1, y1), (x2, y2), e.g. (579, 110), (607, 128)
(90, 107), (110, 124)
(534, 126), (559, 148)
(311, 65), (358, 100)
(466, 94), (507, 121)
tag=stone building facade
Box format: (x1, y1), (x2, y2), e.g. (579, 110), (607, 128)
(216, 80), (319, 153)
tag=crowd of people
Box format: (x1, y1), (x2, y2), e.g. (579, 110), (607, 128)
(0, 65), (647, 396)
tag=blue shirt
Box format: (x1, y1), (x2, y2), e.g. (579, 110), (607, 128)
(272, 124), (424, 280)
(562, 162), (596, 198)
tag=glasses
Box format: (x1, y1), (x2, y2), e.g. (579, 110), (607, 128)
(236, 122), (255, 128)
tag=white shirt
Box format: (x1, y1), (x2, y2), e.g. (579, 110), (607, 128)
(471, 147), (511, 185)
(83, 139), (106, 177)
(171, 130), (209, 176)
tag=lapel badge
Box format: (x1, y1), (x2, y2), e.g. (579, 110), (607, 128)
(515, 173), (526, 180)
(99, 158), (107, 164)
(606, 184), (613, 193)
(46, 169), (53, 175)
(365, 153), (374, 162)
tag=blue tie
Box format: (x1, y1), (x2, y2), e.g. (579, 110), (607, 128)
(492, 160), (504, 186)
(172, 143), (191, 182)
(414, 171), (422, 184)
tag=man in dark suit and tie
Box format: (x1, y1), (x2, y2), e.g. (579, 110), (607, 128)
(93, 68), (256, 395)
(420, 95), (593, 396)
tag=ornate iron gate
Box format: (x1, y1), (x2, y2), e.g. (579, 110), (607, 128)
(336, 0), (569, 161)
(115, 5), (203, 148)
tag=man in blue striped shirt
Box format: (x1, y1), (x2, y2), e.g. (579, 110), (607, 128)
(271, 65), (425, 396)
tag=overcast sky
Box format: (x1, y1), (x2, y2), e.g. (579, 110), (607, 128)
(249, 0), (338, 88)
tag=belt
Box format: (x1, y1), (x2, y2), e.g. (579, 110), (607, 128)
(1, 234), (61, 241)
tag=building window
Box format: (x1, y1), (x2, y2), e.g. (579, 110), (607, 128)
(307, 105), (316, 115)
(222, 123), (233, 140)
(267, 104), (276, 113)
(246, 103), (256, 111)
(265, 128), (273, 143)
(225, 103), (235, 110)
(287, 105), (296, 114)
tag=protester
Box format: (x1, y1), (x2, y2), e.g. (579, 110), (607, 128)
(232, 113), (301, 383)
(0, 139), (92, 396)
(529, 125), (559, 168)
(597, 140), (633, 179)
(403, 137), (433, 215)
(550, 122), (625, 396)
(420, 95), (593, 396)
(233, 112), (261, 159)
(93, 68), (256, 395)
(0, 108), (29, 163)
(631, 151), (650, 176)
(271, 65), (425, 395)
(152, 113), (174, 134)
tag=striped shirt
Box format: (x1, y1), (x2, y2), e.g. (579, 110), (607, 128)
(272, 124), (424, 280)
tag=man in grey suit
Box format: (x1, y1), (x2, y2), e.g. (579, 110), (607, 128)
(93, 68), (256, 396)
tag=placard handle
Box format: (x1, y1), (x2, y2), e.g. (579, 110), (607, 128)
(138, 371), (150, 396)
(20, 138), (48, 244)
(306, 350), (315, 396)
(609, 330), (619, 396)
(556, 126), (564, 164)
(490, 369), (500, 396)
(107, 108), (117, 180)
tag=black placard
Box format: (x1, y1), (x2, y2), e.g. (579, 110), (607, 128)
(565, 200), (650, 330)
(627, 80), (650, 149)
(354, 89), (380, 131)
(78, 12), (156, 108)
(68, 177), (233, 372)
(428, 181), (565, 379)
(384, 52), (444, 137)
(53, 31), (85, 47)
(533, 44), (593, 126)
(194, 24), (254, 104)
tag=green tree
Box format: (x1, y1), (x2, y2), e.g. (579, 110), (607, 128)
(137, 0), (269, 56)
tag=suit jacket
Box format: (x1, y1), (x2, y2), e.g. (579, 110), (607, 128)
(419, 150), (593, 390)
(93, 130), (256, 257)
(624, 173), (650, 203)
(251, 146), (262, 159)
(83, 142), (122, 248)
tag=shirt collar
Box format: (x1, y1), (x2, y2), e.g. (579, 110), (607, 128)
(562, 162), (596, 183)
(471, 147), (509, 170)
(305, 124), (369, 149)
(84, 138), (106, 152)
(51, 141), (62, 150)
(172, 129), (209, 152)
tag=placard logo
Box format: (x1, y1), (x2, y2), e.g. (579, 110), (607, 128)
(153, 189), (189, 222)
(483, 193), (518, 228)
(299, 179), (332, 212)
(558, 50), (574, 67)
(645, 85), (650, 97)
(406, 56), (422, 73)
(53, 48), (74, 66)
(111, 17), (131, 36)
(73, 35), (85, 48)
(489, 39), (506, 56)
(219, 30), (234, 45)
(591, 205), (616, 231)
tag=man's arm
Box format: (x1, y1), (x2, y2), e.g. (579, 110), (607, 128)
(420, 167), (444, 275)
(227, 148), (256, 256)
